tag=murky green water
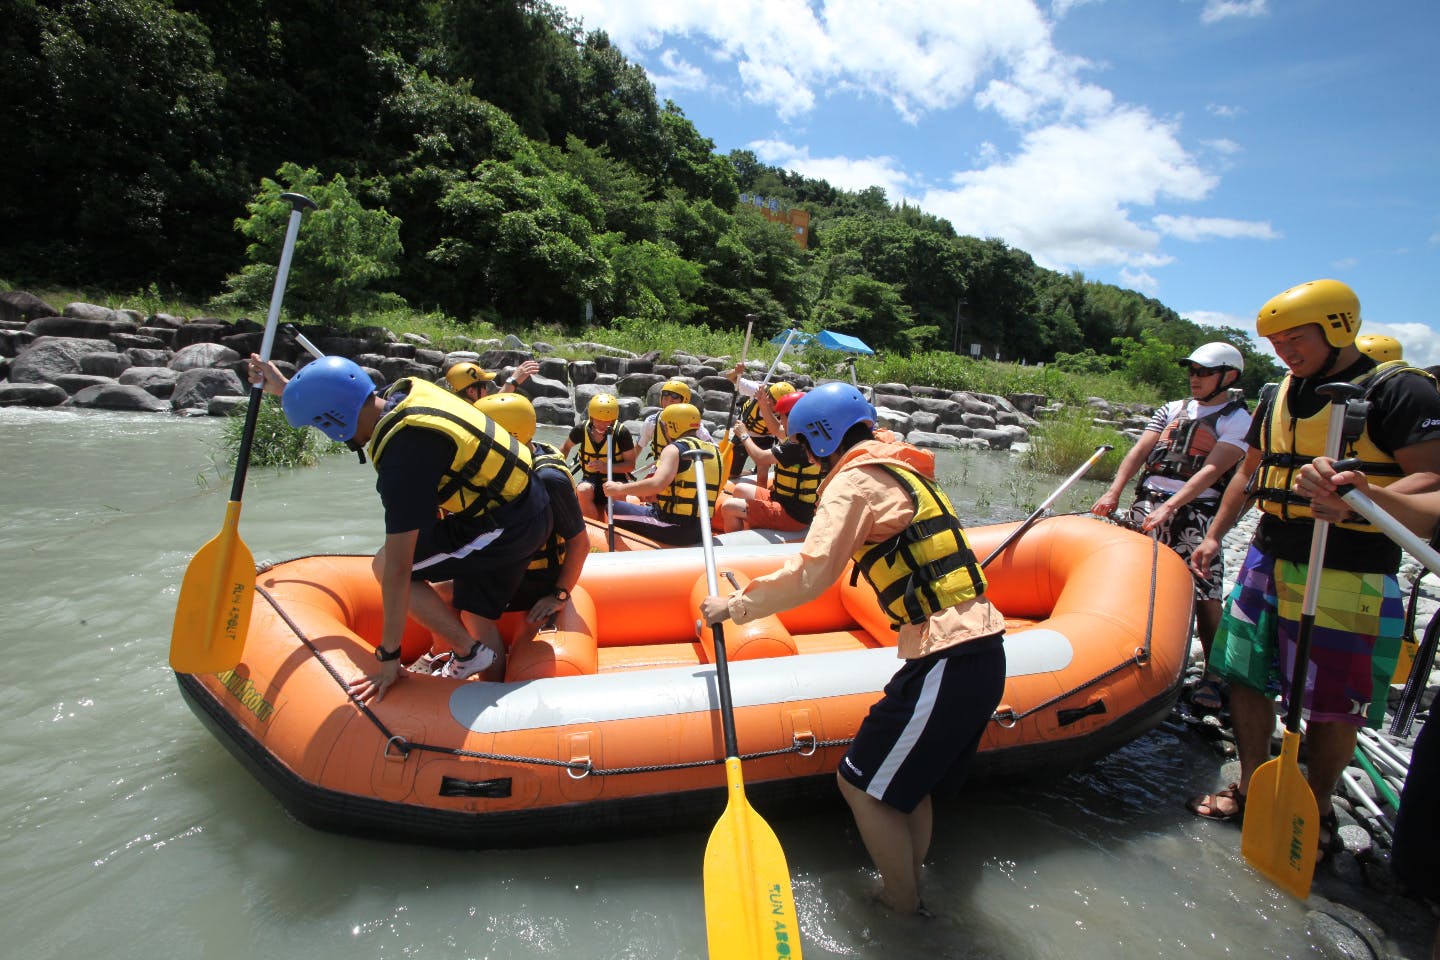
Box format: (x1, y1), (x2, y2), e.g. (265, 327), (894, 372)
(0, 408), (1335, 958)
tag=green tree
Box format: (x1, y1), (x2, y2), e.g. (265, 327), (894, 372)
(429, 155), (610, 322)
(216, 163), (403, 320)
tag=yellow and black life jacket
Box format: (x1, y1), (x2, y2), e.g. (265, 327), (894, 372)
(1253, 361), (1432, 531)
(836, 442), (985, 628)
(527, 441), (575, 574)
(368, 378), (532, 520)
(656, 436), (721, 521)
(579, 422), (630, 480)
(771, 458), (824, 519)
(1138, 394), (1247, 496)
(739, 396), (777, 437)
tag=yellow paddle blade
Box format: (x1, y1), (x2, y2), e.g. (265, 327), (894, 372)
(1241, 730), (1320, 900)
(169, 500), (255, 674)
(704, 757), (803, 959)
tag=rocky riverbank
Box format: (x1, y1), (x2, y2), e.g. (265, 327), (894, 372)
(1175, 510), (1439, 959)
(0, 292), (1051, 450)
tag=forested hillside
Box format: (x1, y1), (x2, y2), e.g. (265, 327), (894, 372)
(0, 0), (1278, 390)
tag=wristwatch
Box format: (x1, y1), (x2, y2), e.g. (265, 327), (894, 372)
(375, 644), (402, 662)
(553, 588), (571, 603)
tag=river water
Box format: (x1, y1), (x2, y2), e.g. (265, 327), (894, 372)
(0, 407), (1385, 959)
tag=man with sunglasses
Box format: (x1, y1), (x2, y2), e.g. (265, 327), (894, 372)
(1092, 341), (1251, 712)
(636, 379), (711, 471)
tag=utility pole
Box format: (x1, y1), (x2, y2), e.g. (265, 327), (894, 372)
(952, 297), (967, 355)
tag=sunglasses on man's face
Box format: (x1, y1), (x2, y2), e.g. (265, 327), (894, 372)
(661, 391), (684, 401)
(1188, 366), (1220, 377)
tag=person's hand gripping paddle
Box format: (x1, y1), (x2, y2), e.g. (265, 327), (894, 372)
(170, 192), (316, 673)
(686, 446), (803, 958)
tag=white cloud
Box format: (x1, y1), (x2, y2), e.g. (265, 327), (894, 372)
(1153, 214), (1279, 241)
(749, 140), (914, 198)
(649, 49), (712, 97)
(1206, 102), (1244, 118)
(1050, 0), (1102, 17)
(1120, 268), (1159, 295)
(1201, 0), (1269, 25)
(1332, 256), (1361, 271)
(920, 108), (1209, 271)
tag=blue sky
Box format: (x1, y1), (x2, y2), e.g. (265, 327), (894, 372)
(554, 0), (1439, 365)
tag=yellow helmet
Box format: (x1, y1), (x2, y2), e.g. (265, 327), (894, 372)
(1355, 333), (1402, 363)
(658, 403), (702, 445)
(444, 361), (495, 393)
(473, 393), (536, 445)
(1256, 279), (1361, 348)
(659, 380), (691, 403)
(588, 393), (619, 421)
(767, 381), (796, 403)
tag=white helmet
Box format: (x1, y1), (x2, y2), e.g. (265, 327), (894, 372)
(1179, 342), (1244, 373)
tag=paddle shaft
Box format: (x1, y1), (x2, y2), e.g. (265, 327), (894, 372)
(981, 444), (1113, 568)
(689, 449), (739, 756)
(720, 315), (757, 475)
(605, 426), (615, 552)
(1283, 384), (1359, 733)
(232, 193), (316, 498)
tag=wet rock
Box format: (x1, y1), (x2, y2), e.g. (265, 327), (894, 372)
(207, 396), (247, 416)
(68, 383), (170, 412)
(9, 336), (118, 382)
(532, 396), (577, 427)
(170, 368), (246, 411)
(54, 373), (116, 395)
(0, 381), (67, 406)
(1305, 904), (1385, 960)
(905, 430), (966, 450)
(170, 342), (240, 372)
(516, 372), (571, 401)
(119, 367), (179, 399)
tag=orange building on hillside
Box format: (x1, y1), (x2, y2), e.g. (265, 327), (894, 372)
(739, 193), (810, 249)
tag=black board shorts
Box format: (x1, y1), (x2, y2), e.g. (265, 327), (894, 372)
(838, 632), (1006, 813)
(410, 480), (552, 620)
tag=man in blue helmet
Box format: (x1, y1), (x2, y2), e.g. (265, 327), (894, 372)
(247, 354), (550, 703)
(699, 381), (1006, 915)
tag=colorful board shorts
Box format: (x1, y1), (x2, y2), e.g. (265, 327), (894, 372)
(1211, 544), (1403, 728)
(1129, 490), (1223, 602)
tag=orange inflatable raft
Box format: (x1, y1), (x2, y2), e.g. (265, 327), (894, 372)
(175, 515), (1194, 847)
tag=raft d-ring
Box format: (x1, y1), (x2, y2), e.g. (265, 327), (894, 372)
(383, 735), (411, 760)
(794, 733), (817, 757)
(992, 708), (1018, 729)
(1133, 645), (1150, 665)
(566, 759), (593, 780)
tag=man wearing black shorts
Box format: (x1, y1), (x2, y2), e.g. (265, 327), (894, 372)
(250, 354), (549, 704)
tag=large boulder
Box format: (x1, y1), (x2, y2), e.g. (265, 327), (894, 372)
(68, 383), (171, 412)
(27, 314), (138, 339)
(54, 373), (117, 395)
(80, 352), (133, 377)
(171, 367), (246, 411)
(0, 381), (68, 407)
(8, 337), (119, 382)
(0, 291), (57, 325)
(532, 396), (578, 427)
(905, 430), (966, 449)
(516, 372), (571, 400)
(170, 342), (241, 372)
(119, 366), (180, 398)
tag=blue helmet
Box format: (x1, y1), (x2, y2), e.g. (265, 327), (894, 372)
(787, 381), (874, 458)
(281, 356), (376, 442)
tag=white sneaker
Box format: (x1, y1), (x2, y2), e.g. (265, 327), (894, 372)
(437, 643), (496, 681)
